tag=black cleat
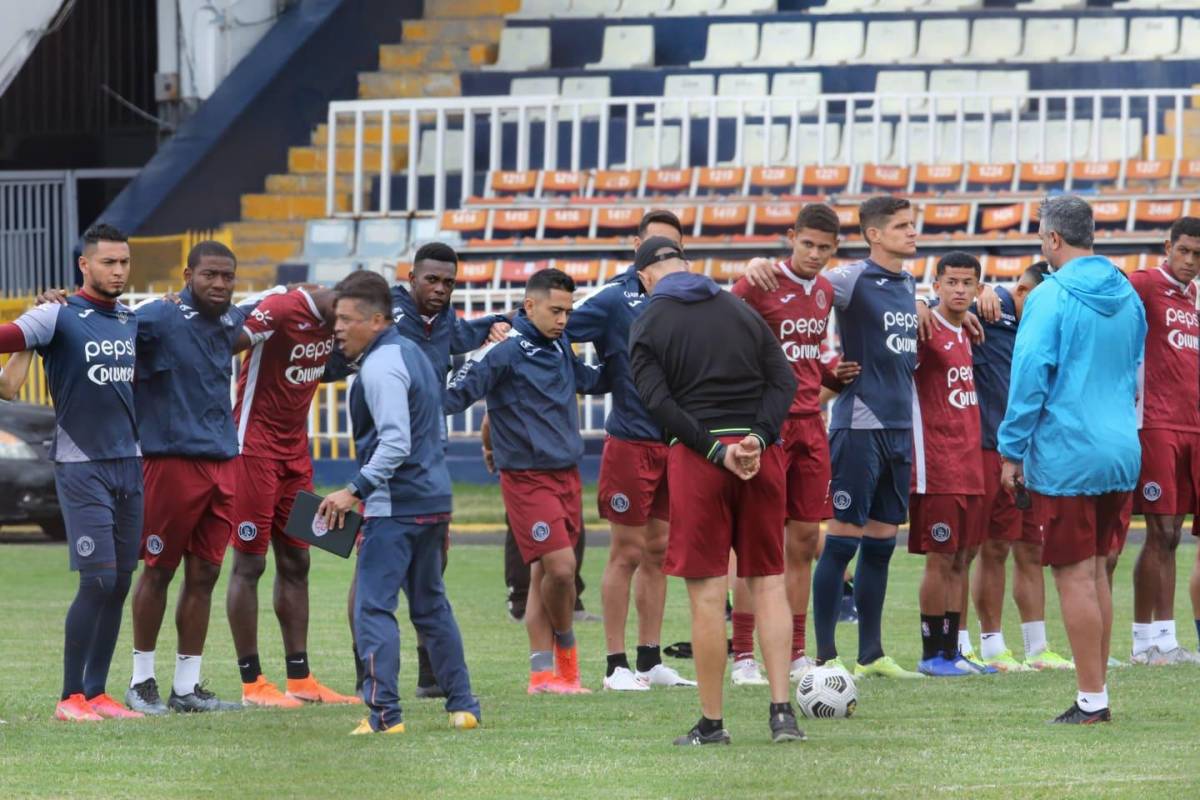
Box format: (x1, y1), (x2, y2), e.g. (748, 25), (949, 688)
(168, 682), (243, 713)
(1051, 702), (1111, 725)
(769, 707), (807, 743)
(673, 720), (732, 746)
(415, 683), (447, 699)
(125, 678), (169, 716)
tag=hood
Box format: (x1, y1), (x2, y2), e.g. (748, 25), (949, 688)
(391, 284), (444, 320)
(616, 264), (648, 294)
(650, 272), (721, 304)
(1050, 255), (1136, 317)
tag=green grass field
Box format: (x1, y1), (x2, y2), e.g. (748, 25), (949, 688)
(1, 515), (1199, 798)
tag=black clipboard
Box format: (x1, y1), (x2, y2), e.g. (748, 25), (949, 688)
(284, 491), (362, 559)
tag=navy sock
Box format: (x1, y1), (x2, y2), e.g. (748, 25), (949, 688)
(812, 535), (860, 663)
(353, 645), (366, 693)
(416, 645), (435, 687)
(62, 570), (117, 700)
(81, 570), (130, 699)
(854, 537), (896, 666)
(1195, 619), (1200, 649)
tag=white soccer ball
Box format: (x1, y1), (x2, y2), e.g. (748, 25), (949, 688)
(795, 665), (857, 719)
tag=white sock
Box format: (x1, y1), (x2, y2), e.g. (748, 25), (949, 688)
(958, 630), (974, 656)
(131, 650), (156, 687)
(1132, 622), (1156, 655)
(980, 631), (1007, 660)
(174, 654), (202, 696)
(1022, 621), (1048, 660)
(1077, 687), (1109, 712)
(1154, 619), (1179, 651)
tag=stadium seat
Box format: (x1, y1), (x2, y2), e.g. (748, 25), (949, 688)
(510, 77), (560, 98)
(587, 25), (655, 70)
(870, 71), (928, 117)
(832, 205), (860, 234)
(928, 70), (977, 116)
(1178, 160), (1200, 187)
(752, 202), (799, 235)
(561, 76), (611, 118)
(593, 169), (642, 197)
(749, 23), (813, 67)
(978, 203), (1025, 234)
(616, 0), (671, 14)
(973, 70), (1029, 114)
(737, 125), (789, 166)
(456, 260), (496, 287)
(562, 0), (621, 16)
(692, 23), (759, 67)
(699, 204), (750, 236)
(810, 0), (876, 13)
(1123, 17), (1179, 60)
(512, 0), (564, 18)
(792, 124), (842, 166)
(595, 206), (644, 236)
(719, 0), (777, 12)
(861, 165), (910, 195)
(1134, 199), (1184, 230)
(541, 170), (588, 196)
(354, 218), (408, 275)
(303, 220), (355, 282)
(440, 209), (488, 239)
(922, 203), (970, 234)
(837, 123), (894, 165)
(555, 258), (604, 285)
(967, 163), (1016, 193)
(696, 166), (746, 195)
(718, 73), (768, 116)
(1015, 0), (1084, 10)
(500, 259), (551, 286)
(748, 166), (797, 196)
(1015, 18), (1074, 62)
(1019, 161), (1069, 192)
(1067, 18), (1126, 61)
(417, 130), (464, 176)
(916, 19), (969, 63)
(644, 168), (694, 196)
(934, 121), (989, 163)
(542, 207), (593, 238)
(770, 72), (822, 116)
(491, 208), (540, 240)
(1091, 199), (1130, 230)
(490, 170), (539, 197)
(662, 74), (716, 118)
(965, 18), (1022, 63)
(487, 27), (551, 71)
(1071, 160), (1120, 191)
(810, 22), (865, 65)
(710, 258), (750, 283)
(987, 255), (1032, 281)
(914, 163), (964, 192)
(864, 21), (917, 64)
(1107, 254), (1143, 274)
(660, 0), (724, 15)
(1176, 19), (1200, 60)
(802, 164), (851, 195)
(619, 127), (682, 169)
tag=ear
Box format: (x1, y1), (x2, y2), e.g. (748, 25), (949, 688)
(1164, 238), (1172, 259)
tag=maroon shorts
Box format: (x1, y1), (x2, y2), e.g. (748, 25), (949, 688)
(665, 437), (786, 579)
(907, 494), (984, 555)
(142, 456), (236, 569)
(981, 449), (1043, 544)
(597, 436), (669, 526)
(1133, 428), (1200, 516)
(1033, 491), (1133, 567)
(781, 415), (833, 523)
(499, 468), (582, 565)
(230, 455), (313, 556)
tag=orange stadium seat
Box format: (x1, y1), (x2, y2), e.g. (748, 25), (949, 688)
(644, 169), (694, 197)
(441, 209), (488, 239)
(542, 207), (593, 238)
(979, 202), (1025, 234)
(832, 204), (860, 234)
(1134, 199), (1184, 230)
(491, 208), (539, 239)
(500, 259), (551, 286)
(394, 262), (412, 282)
(987, 255), (1032, 282)
(752, 202), (800, 235)
(749, 166), (797, 196)
(1177, 160), (1200, 187)
(1071, 161), (1120, 191)
(801, 165), (851, 195)
(922, 203), (971, 234)
(699, 204), (749, 236)
(541, 170), (588, 197)
(457, 260), (496, 286)
(555, 258), (603, 285)
(861, 164), (910, 193)
(710, 259), (749, 283)
(914, 163), (964, 193)
(1125, 159), (1172, 188)
(966, 163), (1015, 192)
(904, 256), (928, 282)
(1018, 161), (1067, 192)
(1108, 254), (1144, 274)
(696, 167), (745, 196)
(1090, 199), (1130, 231)
(593, 170), (642, 197)
(491, 170), (538, 197)
(594, 206), (644, 237)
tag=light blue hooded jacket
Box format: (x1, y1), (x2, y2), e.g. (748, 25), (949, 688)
(997, 255), (1147, 496)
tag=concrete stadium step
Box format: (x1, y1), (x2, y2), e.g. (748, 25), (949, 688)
(237, 260), (283, 289)
(311, 123), (411, 148)
(423, 0), (519, 19)
(233, 239), (302, 264)
(287, 145), (408, 175)
(401, 17), (505, 44)
(357, 71), (461, 100)
(241, 193), (349, 222)
(226, 221), (307, 243)
(263, 174), (357, 196)
(378, 42), (496, 72)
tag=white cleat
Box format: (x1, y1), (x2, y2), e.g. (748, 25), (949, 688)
(1130, 647), (1154, 666)
(730, 658), (769, 686)
(637, 663), (696, 688)
(602, 666), (649, 692)
(789, 656), (816, 682)
(1147, 646), (1200, 666)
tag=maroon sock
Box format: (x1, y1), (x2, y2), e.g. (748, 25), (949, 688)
(791, 614), (807, 661)
(731, 612), (755, 661)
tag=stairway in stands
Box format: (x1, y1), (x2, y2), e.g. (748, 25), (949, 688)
(226, 0), (516, 286)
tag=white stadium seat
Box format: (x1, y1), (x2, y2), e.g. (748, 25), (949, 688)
(928, 70), (977, 116)
(864, 20), (917, 64)
(616, 0), (671, 14)
(661, 74), (716, 118)
(659, 0), (724, 14)
(1124, 17), (1180, 60)
(486, 27), (552, 71)
(618, 126), (682, 169)
(507, 77), (560, 120)
(809, 0), (876, 13)
(791, 123), (841, 165)
(1175, 18), (1200, 60)
(973, 70), (1029, 114)
(417, 130), (465, 175)
(512, 0), (569, 19)
(561, 76), (611, 118)
(587, 25), (655, 69)
(717, 73), (769, 116)
(734, 124), (788, 165)
(916, 18), (970, 63)
(924, 0), (983, 9)
(836, 122), (894, 165)
(769, 72), (822, 116)
(937, 121), (989, 163)
(966, 18), (1022, 63)
(562, 0), (621, 16)
(748, 22), (812, 67)
(869, 71), (928, 117)
(355, 219), (409, 276)
(1014, 18), (1074, 62)
(1100, 118), (1144, 160)
(873, 0), (923, 10)
(1067, 18), (1126, 61)
(719, 0), (778, 12)
(810, 21), (865, 65)
(1016, 0), (1084, 9)
(691, 23), (759, 67)
(303, 219), (355, 261)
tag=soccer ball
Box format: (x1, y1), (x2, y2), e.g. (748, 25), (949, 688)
(795, 665), (857, 719)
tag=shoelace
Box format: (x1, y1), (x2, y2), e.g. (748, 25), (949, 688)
(136, 679), (161, 704)
(193, 680), (216, 700)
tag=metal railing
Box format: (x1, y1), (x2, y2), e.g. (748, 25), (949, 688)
(325, 88), (1200, 217)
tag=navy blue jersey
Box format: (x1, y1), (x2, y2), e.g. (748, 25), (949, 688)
(134, 287), (249, 460)
(13, 294), (139, 462)
(970, 286), (1018, 450)
(826, 259), (918, 430)
(566, 264), (661, 442)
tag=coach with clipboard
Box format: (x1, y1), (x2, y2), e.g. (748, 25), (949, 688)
(315, 270), (481, 735)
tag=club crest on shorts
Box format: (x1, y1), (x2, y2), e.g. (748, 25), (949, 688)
(832, 490), (852, 511)
(146, 534), (164, 555)
(311, 514), (329, 538)
(75, 535), (95, 558)
(237, 522), (258, 542)
(931, 522), (952, 543)
(610, 493), (630, 514)
(531, 521), (551, 542)
(1143, 481), (1162, 502)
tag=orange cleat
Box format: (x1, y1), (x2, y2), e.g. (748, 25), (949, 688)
(286, 675), (362, 705)
(527, 670), (556, 694)
(528, 669), (591, 695)
(86, 694), (144, 719)
(242, 676), (304, 709)
(554, 643), (582, 685)
(54, 694), (102, 722)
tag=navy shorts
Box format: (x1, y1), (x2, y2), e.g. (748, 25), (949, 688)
(54, 458), (144, 573)
(829, 429), (913, 527)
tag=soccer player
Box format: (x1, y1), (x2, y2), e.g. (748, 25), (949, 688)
(225, 285), (360, 706)
(629, 236), (801, 745)
(566, 209), (696, 691)
(444, 268), (609, 695)
(0, 224), (145, 721)
(733, 203), (857, 682)
(318, 271), (480, 734)
(1128, 216), (1200, 665)
(126, 241), (249, 714)
(807, 196), (923, 679)
(908, 253), (986, 677)
(999, 195), (1146, 724)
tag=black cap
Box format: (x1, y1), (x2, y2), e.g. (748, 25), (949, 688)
(634, 236), (684, 271)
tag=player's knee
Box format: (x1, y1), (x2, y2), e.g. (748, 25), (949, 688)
(80, 565), (119, 594)
(232, 553), (267, 581)
(185, 557), (222, 590)
(276, 548), (310, 583)
(786, 524), (819, 561)
(542, 554), (576, 585)
(981, 539), (1009, 563)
